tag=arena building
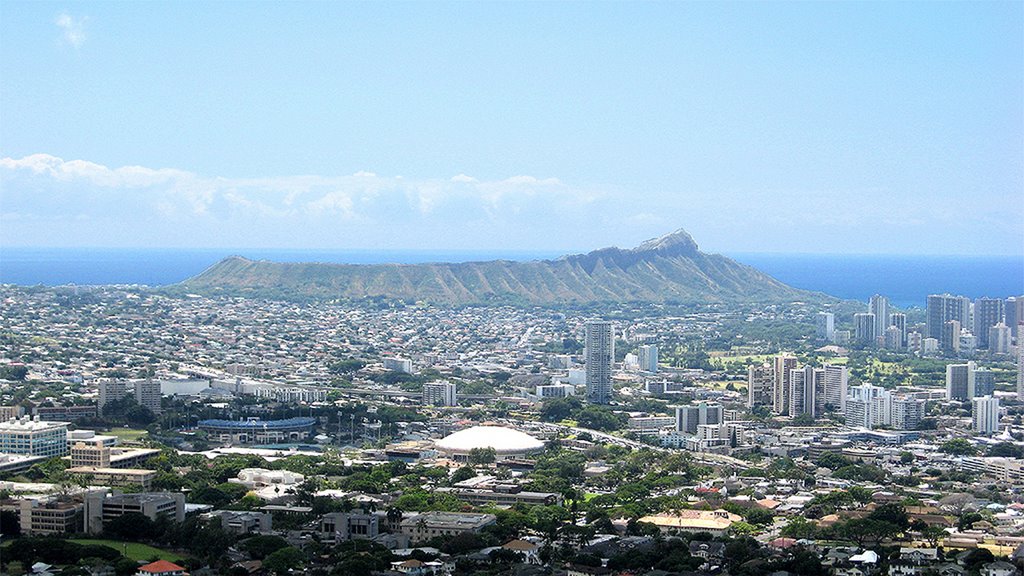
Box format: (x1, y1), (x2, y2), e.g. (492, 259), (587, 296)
(197, 417), (316, 444)
(434, 426), (545, 461)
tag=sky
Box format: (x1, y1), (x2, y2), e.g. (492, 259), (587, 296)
(1, 2), (1022, 255)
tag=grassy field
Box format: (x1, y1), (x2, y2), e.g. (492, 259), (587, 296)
(70, 539), (184, 562)
(107, 428), (149, 442)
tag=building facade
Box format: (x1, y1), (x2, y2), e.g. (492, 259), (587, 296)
(584, 320), (614, 404)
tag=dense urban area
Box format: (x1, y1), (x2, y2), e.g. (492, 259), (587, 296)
(0, 286), (1022, 576)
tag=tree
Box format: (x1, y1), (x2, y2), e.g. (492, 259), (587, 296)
(450, 466), (477, 484)
(239, 535), (289, 559)
(940, 438), (976, 456)
(986, 442), (1024, 458)
(539, 397), (582, 422)
(263, 546), (304, 575)
(468, 447), (496, 465)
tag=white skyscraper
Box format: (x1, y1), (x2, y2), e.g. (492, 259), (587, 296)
(584, 320), (614, 404)
(787, 365), (818, 418)
(816, 312), (835, 342)
(988, 323), (1011, 355)
(747, 363), (773, 408)
(869, 295), (890, 339)
(945, 361), (976, 401)
(638, 344), (658, 373)
(422, 381), (457, 406)
(1017, 347), (1024, 402)
(972, 395), (1000, 435)
(772, 355), (797, 415)
(821, 364), (848, 413)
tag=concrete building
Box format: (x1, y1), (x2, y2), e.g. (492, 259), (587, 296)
(85, 491), (185, 534)
(869, 295), (890, 339)
(816, 312), (835, 342)
(18, 497), (86, 535)
(400, 511), (496, 541)
(891, 397), (926, 431)
(854, 313), (876, 345)
(973, 368), (995, 397)
(974, 297), (1005, 350)
(638, 344), (658, 373)
(134, 378), (162, 415)
(675, 402), (722, 434)
(535, 384), (575, 398)
(746, 363), (773, 408)
(772, 355), (797, 415)
(208, 510), (273, 535)
(942, 320), (961, 355)
(989, 323), (1011, 354)
(321, 509), (380, 542)
(67, 466), (156, 490)
(788, 365), (818, 418)
(1018, 347), (1024, 402)
(890, 312), (907, 347)
(384, 357), (414, 374)
(821, 364), (849, 413)
(197, 417), (316, 444)
(422, 381), (457, 407)
(945, 362), (976, 401)
(97, 379), (127, 410)
(846, 383), (886, 429)
(637, 509), (741, 536)
(1006, 296), (1024, 338)
(584, 320), (614, 404)
(927, 294), (970, 341)
(972, 395), (1000, 436)
(885, 325), (904, 350)
(0, 416), (69, 457)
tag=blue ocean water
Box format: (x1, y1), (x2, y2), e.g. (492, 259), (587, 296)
(1, 247), (1021, 307)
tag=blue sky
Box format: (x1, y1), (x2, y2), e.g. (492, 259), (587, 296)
(1, 1), (1021, 255)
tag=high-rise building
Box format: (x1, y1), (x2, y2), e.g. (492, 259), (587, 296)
(891, 397), (926, 431)
(854, 313), (876, 345)
(0, 416), (69, 457)
(846, 383), (885, 429)
(972, 396), (1000, 435)
(889, 313), (907, 347)
(816, 312), (835, 342)
(1006, 296), (1024, 339)
(945, 361), (976, 401)
(788, 365), (818, 419)
(422, 381), (457, 407)
(942, 320), (961, 355)
(884, 326), (904, 350)
(973, 368), (995, 397)
(772, 355), (797, 415)
(1017, 347), (1024, 402)
(638, 345), (658, 373)
(675, 402), (722, 434)
(869, 295), (890, 339)
(584, 320), (614, 404)
(134, 379), (162, 415)
(821, 364), (848, 413)
(989, 323), (1011, 354)
(974, 298), (1005, 350)
(927, 294), (970, 341)
(746, 363), (773, 408)
(98, 379), (127, 411)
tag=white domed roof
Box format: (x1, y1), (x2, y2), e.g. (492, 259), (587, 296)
(436, 426), (544, 455)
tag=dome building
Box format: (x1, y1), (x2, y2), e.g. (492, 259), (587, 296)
(435, 426), (544, 460)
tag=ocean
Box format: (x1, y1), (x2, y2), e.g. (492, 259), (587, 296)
(1, 247), (1021, 308)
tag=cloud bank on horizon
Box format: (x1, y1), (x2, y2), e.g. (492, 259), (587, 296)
(2, 153), (1020, 255)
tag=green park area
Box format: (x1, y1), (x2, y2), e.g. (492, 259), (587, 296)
(69, 539), (184, 563)
(107, 428), (149, 443)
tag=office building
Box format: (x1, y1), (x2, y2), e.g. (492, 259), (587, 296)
(746, 363), (773, 408)
(942, 320), (961, 355)
(816, 312), (835, 342)
(97, 379), (127, 410)
(638, 344), (658, 373)
(945, 362), (976, 401)
(972, 396), (1000, 436)
(927, 294), (970, 340)
(0, 416), (69, 457)
(675, 402), (722, 434)
(535, 384), (575, 398)
(989, 323), (1011, 354)
(974, 298), (1005, 349)
(584, 320), (614, 404)
(869, 295), (890, 339)
(1017, 347), (1024, 402)
(854, 313), (876, 345)
(821, 364), (849, 413)
(134, 379), (162, 415)
(772, 355), (797, 415)
(85, 491), (185, 534)
(422, 381), (457, 407)
(19, 497), (87, 535)
(320, 510), (381, 542)
(400, 511), (497, 540)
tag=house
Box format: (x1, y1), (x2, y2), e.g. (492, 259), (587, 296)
(689, 541), (726, 560)
(389, 559), (444, 575)
(502, 539), (541, 565)
(136, 560), (188, 576)
(980, 561), (1020, 576)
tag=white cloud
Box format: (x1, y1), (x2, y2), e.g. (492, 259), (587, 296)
(55, 12), (86, 48)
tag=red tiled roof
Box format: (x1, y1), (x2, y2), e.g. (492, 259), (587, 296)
(138, 560), (186, 574)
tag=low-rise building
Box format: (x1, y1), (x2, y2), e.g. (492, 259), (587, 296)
(637, 509), (741, 536)
(400, 511), (497, 541)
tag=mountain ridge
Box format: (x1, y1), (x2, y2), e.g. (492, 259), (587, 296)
(179, 229), (828, 304)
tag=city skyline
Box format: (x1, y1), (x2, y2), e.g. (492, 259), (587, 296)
(1, 2), (1022, 255)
